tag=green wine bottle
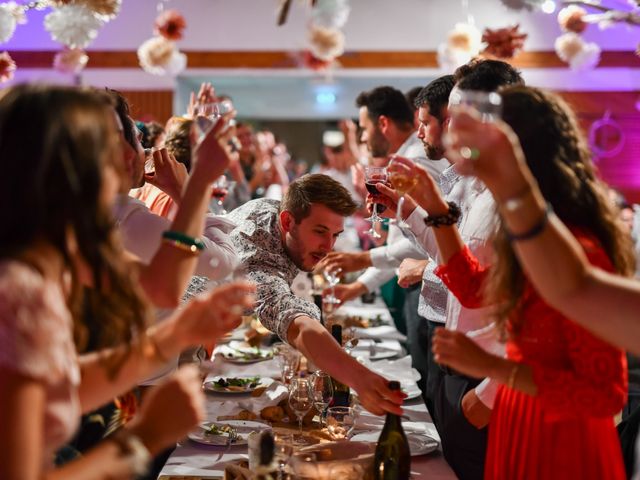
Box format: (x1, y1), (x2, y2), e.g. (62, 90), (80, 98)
(373, 381), (411, 480)
(330, 324), (351, 407)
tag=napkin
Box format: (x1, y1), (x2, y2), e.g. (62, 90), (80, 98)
(359, 355), (420, 384)
(354, 325), (407, 341)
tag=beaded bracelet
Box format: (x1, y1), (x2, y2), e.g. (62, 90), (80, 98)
(161, 230), (205, 254)
(424, 201), (462, 228)
(504, 204), (552, 242)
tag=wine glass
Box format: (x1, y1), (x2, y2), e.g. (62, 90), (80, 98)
(364, 166), (388, 239)
(211, 176), (236, 215)
(280, 348), (301, 386)
(325, 406), (358, 440)
(448, 89), (502, 124)
(273, 433), (294, 479)
(322, 267), (342, 307)
(310, 371), (333, 427)
(388, 156), (419, 228)
(288, 378), (313, 444)
(194, 99), (235, 138)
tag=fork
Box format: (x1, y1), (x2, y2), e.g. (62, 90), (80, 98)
(215, 427), (239, 461)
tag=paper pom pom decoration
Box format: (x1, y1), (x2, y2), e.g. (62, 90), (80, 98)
(310, 0), (351, 29)
(499, 0), (545, 11)
(0, 51), (15, 82)
(81, 0), (121, 21)
(137, 36), (186, 76)
(0, 2), (26, 44)
(555, 32), (601, 70)
(482, 24), (527, 59)
(154, 9), (186, 41)
(54, 47), (89, 73)
(558, 5), (588, 33)
(437, 22), (482, 72)
(302, 50), (333, 70)
(44, 4), (104, 49)
(308, 24), (345, 61)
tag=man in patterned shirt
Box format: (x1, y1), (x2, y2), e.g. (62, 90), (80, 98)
(227, 173), (405, 415)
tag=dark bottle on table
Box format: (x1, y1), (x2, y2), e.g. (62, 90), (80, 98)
(255, 430), (277, 479)
(330, 324), (351, 407)
(373, 381), (411, 480)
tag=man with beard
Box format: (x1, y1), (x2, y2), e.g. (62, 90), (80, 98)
(226, 173), (405, 416)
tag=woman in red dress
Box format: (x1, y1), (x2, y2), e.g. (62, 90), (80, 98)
(391, 86), (633, 479)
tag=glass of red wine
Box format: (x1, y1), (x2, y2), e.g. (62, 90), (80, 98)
(364, 166), (388, 239)
(211, 176), (235, 215)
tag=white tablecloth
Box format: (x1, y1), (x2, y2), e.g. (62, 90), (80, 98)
(158, 298), (455, 479)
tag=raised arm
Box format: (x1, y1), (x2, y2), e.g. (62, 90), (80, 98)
(446, 109), (640, 354)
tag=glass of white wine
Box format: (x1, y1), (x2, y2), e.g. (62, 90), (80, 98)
(388, 156), (419, 228)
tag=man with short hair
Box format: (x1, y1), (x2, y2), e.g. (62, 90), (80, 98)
(320, 86), (448, 305)
(226, 173), (404, 416)
(385, 59), (525, 480)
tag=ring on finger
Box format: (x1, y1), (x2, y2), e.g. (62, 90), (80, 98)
(459, 146), (480, 160)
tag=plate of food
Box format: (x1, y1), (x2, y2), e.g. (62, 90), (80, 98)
(218, 343), (274, 364)
(203, 376), (264, 394)
(188, 420), (270, 446)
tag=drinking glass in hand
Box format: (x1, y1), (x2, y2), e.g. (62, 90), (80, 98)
(211, 176), (236, 215)
(194, 99), (235, 138)
(448, 89), (502, 124)
(288, 378), (313, 441)
(388, 156), (419, 228)
(364, 166), (388, 239)
(310, 371), (333, 427)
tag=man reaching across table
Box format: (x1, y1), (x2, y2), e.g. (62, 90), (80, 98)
(227, 173), (404, 416)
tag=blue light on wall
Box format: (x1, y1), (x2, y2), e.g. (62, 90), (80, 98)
(316, 91), (337, 105)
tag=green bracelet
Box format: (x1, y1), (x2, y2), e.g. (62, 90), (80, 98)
(161, 231), (205, 251)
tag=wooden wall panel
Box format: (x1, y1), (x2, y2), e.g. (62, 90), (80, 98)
(119, 90), (174, 125)
(8, 50), (640, 69)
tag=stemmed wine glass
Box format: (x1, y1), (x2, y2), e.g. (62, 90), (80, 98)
(322, 267), (342, 307)
(273, 433), (294, 480)
(211, 175), (236, 215)
(288, 378), (313, 445)
(364, 166), (388, 239)
(388, 156), (419, 228)
(310, 371), (334, 427)
(194, 99), (235, 139)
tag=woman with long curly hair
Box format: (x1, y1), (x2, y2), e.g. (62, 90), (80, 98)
(384, 86), (633, 479)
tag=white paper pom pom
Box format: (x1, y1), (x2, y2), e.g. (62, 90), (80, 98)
(44, 4), (104, 49)
(311, 0), (351, 29)
(137, 36), (186, 76)
(0, 2), (26, 44)
(53, 47), (89, 74)
(308, 25), (345, 61)
(436, 22), (482, 72)
(437, 43), (474, 72)
(554, 32), (600, 70)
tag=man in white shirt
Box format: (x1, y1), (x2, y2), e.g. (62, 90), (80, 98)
(370, 60), (524, 480)
(318, 86), (447, 318)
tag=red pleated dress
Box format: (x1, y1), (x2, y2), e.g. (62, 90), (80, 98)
(435, 230), (627, 480)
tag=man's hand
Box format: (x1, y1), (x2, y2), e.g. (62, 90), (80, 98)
(461, 389), (491, 429)
(316, 251), (371, 274)
(398, 258), (429, 288)
(325, 282), (367, 304)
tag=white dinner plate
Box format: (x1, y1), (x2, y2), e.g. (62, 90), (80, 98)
(218, 344), (274, 364)
(350, 431), (439, 456)
(188, 420), (270, 446)
(203, 376), (270, 394)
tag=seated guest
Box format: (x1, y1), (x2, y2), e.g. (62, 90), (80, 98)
(0, 84), (253, 479)
(109, 91), (238, 306)
(226, 173), (404, 416)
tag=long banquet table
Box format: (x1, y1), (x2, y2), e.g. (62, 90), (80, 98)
(158, 298), (456, 479)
